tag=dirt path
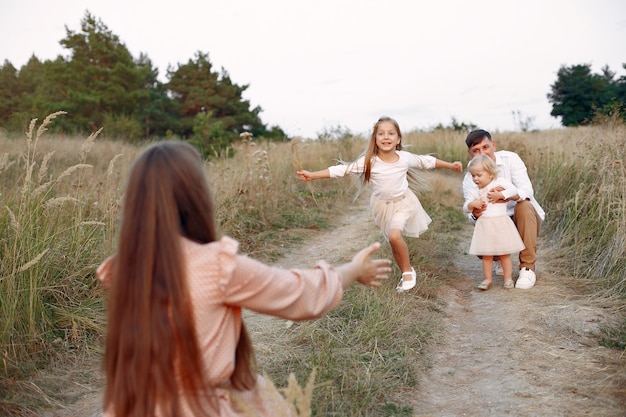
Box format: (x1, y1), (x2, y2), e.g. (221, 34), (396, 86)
(249, 200), (625, 417)
(405, 226), (626, 417)
(244, 202), (380, 365)
(45, 197), (625, 417)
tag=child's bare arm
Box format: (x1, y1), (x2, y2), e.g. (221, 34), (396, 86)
(467, 199), (486, 212)
(435, 159), (463, 172)
(297, 169), (330, 181)
(488, 185), (519, 202)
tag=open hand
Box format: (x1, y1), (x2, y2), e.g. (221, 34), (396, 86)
(351, 242), (392, 287)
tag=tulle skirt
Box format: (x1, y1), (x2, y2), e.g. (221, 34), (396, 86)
(469, 215), (525, 256)
(371, 190), (431, 241)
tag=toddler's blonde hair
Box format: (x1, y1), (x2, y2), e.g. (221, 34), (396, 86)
(468, 154), (497, 179)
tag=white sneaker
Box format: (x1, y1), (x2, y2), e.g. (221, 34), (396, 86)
(494, 260), (504, 276)
(515, 268), (536, 289)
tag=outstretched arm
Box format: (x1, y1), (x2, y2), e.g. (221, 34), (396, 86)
(336, 242), (392, 289)
(228, 241), (391, 321)
(435, 159), (463, 172)
(297, 169), (331, 181)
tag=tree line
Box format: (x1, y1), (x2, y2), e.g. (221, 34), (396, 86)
(0, 10), (624, 153)
(548, 63), (626, 126)
(0, 11), (287, 157)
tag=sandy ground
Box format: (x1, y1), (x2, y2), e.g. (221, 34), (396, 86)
(402, 228), (626, 417)
(42, 199), (625, 417)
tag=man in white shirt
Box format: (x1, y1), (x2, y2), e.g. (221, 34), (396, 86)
(462, 129), (545, 289)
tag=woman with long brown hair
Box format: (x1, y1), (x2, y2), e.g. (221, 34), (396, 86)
(97, 141), (391, 416)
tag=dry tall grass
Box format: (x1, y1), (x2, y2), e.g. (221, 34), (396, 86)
(0, 113), (139, 413)
(1, 113), (624, 415)
(209, 136), (363, 260)
(498, 125), (626, 297)
(1, 113), (125, 362)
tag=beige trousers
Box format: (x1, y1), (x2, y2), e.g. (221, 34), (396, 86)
(513, 200), (541, 271)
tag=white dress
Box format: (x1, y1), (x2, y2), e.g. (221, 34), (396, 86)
(467, 179), (525, 256)
(328, 151), (435, 240)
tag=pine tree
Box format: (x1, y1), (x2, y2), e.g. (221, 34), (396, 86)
(59, 11), (146, 131)
(166, 51), (264, 138)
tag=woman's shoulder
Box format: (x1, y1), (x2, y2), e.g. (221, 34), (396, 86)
(183, 236), (242, 289)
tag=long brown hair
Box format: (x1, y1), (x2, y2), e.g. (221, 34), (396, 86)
(104, 141), (255, 417)
(361, 116), (403, 183)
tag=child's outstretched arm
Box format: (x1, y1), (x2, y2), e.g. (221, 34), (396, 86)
(435, 159), (463, 172)
(297, 169), (331, 182)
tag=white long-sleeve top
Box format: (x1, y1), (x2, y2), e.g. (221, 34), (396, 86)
(464, 178), (518, 217)
(328, 151), (436, 200)
(462, 150), (545, 221)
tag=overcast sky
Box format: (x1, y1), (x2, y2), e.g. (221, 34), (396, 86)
(1, 0), (625, 138)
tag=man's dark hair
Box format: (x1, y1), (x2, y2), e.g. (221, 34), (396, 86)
(465, 129), (492, 148)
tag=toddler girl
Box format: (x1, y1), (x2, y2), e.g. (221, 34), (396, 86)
(465, 155), (525, 290)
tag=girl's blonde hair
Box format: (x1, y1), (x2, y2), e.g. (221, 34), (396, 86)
(468, 154), (498, 179)
(361, 116), (402, 183)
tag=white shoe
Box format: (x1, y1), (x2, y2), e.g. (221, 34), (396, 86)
(494, 260), (504, 276)
(515, 268), (536, 289)
(397, 267), (416, 292)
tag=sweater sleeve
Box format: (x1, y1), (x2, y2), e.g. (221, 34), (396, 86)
(223, 254), (344, 321)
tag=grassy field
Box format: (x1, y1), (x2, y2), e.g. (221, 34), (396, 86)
(0, 113), (624, 415)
